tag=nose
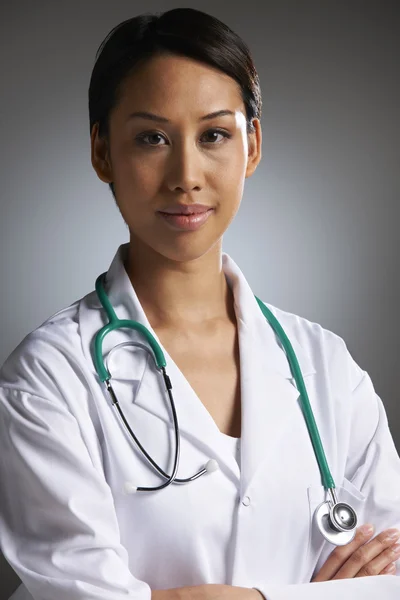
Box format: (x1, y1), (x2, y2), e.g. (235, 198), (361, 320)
(165, 138), (204, 193)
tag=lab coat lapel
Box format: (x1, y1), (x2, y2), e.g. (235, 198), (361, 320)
(238, 322), (317, 495)
(222, 254), (317, 495)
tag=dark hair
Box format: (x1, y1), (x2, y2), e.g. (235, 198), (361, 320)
(88, 8), (262, 198)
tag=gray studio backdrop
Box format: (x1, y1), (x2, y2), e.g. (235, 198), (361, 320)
(0, 1), (398, 597)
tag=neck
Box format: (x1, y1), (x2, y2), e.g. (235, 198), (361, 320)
(124, 238), (235, 329)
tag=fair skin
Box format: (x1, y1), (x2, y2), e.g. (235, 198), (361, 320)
(91, 53), (398, 597)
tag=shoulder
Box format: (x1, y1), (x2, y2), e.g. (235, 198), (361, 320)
(0, 290), (96, 399)
(259, 300), (382, 460)
(264, 300), (342, 350)
(260, 299), (365, 393)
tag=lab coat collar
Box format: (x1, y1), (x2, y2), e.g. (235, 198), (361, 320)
(80, 243), (316, 492)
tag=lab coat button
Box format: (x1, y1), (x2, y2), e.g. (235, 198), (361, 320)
(242, 495), (251, 506)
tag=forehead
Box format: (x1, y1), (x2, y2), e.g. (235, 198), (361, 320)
(115, 53), (244, 116)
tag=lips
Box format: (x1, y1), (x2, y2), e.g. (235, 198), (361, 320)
(157, 207), (214, 231)
(158, 204), (212, 215)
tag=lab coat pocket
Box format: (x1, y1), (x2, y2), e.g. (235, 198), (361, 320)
(340, 476), (367, 503)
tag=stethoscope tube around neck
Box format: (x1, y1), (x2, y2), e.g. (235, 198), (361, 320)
(94, 272), (335, 490)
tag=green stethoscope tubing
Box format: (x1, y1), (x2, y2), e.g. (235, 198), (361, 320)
(255, 296), (335, 490)
(94, 272), (335, 491)
(94, 273), (167, 375)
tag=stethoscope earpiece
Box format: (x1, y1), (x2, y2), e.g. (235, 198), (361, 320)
(124, 482), (138, 495)
(205, 459), (219, 473)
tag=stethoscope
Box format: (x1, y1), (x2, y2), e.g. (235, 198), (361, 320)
(93, 272), (358, 546)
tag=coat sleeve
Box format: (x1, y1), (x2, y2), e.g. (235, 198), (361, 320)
(0, 385), (152, 600)
(255, 358), (400, 600)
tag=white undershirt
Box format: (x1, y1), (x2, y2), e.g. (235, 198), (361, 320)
(220, 432), (241, 469)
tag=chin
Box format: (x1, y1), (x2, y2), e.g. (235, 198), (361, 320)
(128, 218), (227, 264)
(160, 243), (218, 264)
(150, 234), (223, 264)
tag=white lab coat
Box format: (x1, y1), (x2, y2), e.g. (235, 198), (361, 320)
(0, 243), (399, 600)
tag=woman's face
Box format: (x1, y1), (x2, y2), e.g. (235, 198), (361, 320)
(92, 52), (262, 262)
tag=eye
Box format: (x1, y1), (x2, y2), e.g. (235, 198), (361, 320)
(135, 132), (167, 147)
(201, 128), (232, 144)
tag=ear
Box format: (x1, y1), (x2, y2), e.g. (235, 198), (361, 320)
(90, 123), (113, 184)
(245, 118), (262, 178)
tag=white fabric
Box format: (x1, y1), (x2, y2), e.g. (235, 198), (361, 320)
(219, 434), (241, 468)
(0, 243), (399, 600)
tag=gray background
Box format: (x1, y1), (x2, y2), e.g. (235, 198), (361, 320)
(0, 0), (398, 597)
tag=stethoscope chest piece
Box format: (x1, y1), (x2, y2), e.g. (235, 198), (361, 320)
(314, 500), (357, 545)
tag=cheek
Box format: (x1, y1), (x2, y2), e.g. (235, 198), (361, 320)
(114, 150), (160, 189)
(113, 160), (162, 217)
(214, 157), (246, 212)
(217, 143), (248, 190)
(206, 141), (247, 190)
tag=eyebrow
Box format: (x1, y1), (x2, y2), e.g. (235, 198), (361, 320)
(126, 109), (235, 123)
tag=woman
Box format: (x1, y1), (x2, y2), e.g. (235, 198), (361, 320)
(0, 8), (399, 600)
